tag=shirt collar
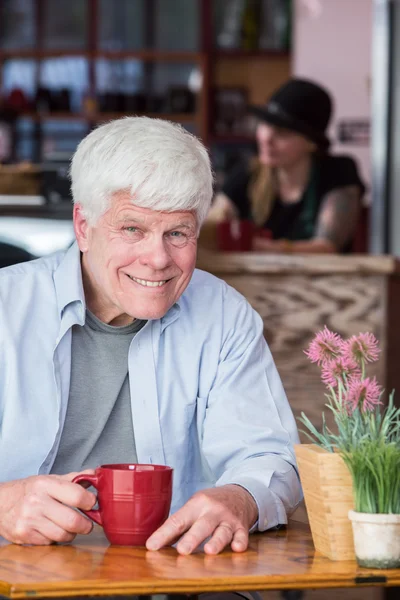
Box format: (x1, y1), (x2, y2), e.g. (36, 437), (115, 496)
(160, 302), (181, 332)
(53, 241), (184, 330)
(53, 241), (86, 322)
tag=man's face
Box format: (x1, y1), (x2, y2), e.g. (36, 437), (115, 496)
(74, 192), (198, 325)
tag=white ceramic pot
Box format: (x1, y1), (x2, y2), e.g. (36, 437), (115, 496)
(348, 510), (400, 568)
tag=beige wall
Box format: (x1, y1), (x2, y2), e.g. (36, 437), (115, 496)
(293, 0), (372, 201)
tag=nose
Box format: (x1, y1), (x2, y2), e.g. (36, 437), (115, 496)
(257, 123), (274, 145)
(138, 234), (172, 271)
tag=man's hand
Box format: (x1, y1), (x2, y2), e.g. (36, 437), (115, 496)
(0, 471), (96, 545)
(146, 484), (258, 555)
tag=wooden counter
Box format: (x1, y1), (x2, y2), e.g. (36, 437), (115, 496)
(0, 522), (399, 598)
(196, 251), (400, 437)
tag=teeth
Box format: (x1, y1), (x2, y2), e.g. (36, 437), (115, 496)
(129, 276), (167, 287)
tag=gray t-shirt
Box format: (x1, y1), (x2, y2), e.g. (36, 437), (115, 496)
(51, 310), (146, 475)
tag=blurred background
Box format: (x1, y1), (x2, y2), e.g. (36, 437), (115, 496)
(0, 5), (398, 598)
(0, 0), (382, 262)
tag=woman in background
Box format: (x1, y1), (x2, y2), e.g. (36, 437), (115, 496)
(208, 78), (366, 253)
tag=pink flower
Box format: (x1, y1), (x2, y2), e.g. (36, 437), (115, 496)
(321, 356), (361, 388)
(345, 377), (383, 413)
(343, 332), (380, 365)
(305, 326), (344, 365)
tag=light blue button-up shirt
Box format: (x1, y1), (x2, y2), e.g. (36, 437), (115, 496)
(0, 243), (302, 530)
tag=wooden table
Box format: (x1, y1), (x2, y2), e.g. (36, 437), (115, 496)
(0, 522), (399, 599)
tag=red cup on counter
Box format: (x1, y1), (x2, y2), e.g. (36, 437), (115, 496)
(73, 464), (173, 546)
(216, 219), (255, 251)
(256, 228), (273, 240)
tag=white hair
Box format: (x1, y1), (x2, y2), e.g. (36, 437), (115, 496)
(70, 116), (214, 227)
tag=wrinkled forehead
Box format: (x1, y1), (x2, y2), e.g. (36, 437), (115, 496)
(103, 194), (198, 230)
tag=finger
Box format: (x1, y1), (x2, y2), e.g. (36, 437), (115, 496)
(34, 517), (76, 544)
(203, 522), (234, 555)
(13, 525), (53, 546)
(62, 469), (96, 481)
(29, 530), (55, 545)
(176, 516), (219, 555)
(47, 478), (96, 511)
(230, 527), (249, 553)
(43, 500), (93, 535)
(61, 470), (96, 489)
(146, 505), (197, 551)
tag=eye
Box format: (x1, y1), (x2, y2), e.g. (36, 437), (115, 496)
(123, 226), (142, 236)
(167, 230), (189, 246)
(122, 226), (142, 240)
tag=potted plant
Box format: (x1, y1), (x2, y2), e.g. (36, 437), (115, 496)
(296, 327), (400, 568)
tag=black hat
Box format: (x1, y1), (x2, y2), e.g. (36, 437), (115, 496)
(249, 78), (333, 150)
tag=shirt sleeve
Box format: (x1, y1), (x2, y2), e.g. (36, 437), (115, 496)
(200, 287), (303, 531)
(320, 155), (366, 197)
(221, 163), (252, 220)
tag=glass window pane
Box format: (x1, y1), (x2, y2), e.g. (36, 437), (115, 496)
(39, 57), (89, 113)
(213, 0), (246, 49)
(95, 59), (145, 111)
(13, 117), (88, 163)
(41, 119), (88, 160)
(98, 0), (198, 51)
(98, 0), (145, 51)
(0, 0), (35, 50)
(213, 0), (292, 51)
(152, 63), (197, 113)
(258, 0), (292, 51)
(43, 0), (87, 50)
(153, 0), (199, 51)
(95, 60), (197, 115)
(1, 59), (37, 108)
(15, 117), (35, 161)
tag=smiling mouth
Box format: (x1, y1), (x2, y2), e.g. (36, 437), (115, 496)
(127, 274), (170, 288)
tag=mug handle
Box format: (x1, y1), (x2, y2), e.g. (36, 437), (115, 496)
(72, 473), (102, 526)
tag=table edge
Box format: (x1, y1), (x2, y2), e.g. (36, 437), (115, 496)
(2, 573), (400, 598)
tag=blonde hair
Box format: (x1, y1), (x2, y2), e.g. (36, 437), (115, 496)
(248, 158), (277, 227)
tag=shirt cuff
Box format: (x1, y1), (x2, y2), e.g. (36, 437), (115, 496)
(217, 476), (288, 532)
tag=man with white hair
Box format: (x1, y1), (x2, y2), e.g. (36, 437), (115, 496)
(0, 117), (301, 555)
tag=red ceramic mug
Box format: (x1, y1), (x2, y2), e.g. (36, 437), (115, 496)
(216, 220), (255, 252)
(73, 464), (173, 546)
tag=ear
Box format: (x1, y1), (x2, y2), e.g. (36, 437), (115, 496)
(73, 204), (91, 252)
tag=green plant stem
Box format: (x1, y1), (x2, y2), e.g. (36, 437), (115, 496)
(298, 391), (400, 514)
